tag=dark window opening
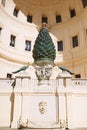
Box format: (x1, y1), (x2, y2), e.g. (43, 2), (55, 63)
(0, 27), (2, 35)
(25, 40), (31, 51)
(1, 0), (6, 7)
(27, 15), (32, 23)
(42, 16), (48, 23)
(10, 35), (16, 47)
(75, 74), (81, 78)
(7, 73), (12, 78)
(82, 0), (87, 8)
(72, 35), (78, 48)
(56, 15), (62, 23)
(57, 41), (63, 51)
(70, 9), (76, 18)
(85, 28), (87, 35)
(13, 8), (19, 17)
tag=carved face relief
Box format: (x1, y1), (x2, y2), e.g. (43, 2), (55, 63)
(39, 101), (47, 114)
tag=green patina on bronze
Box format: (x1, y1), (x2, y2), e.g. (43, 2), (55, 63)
(32, 27), (56, 65)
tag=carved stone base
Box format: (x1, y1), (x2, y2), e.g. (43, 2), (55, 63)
(35, 64), (53, 83)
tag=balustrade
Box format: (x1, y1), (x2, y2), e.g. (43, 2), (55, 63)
(0, 78), (14, 87)
(0, 78), (87, 91)
(72, 78), (87, 87)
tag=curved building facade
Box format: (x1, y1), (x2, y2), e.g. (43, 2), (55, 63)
(0, 0), (87, 129)
(0, 0), (87, 78)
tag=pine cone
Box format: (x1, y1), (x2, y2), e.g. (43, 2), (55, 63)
(32, 27), (56, 65)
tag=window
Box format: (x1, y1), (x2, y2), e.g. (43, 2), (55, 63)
(57, 41), (63, 51)
(72, 35), (78, 48)
(85, 28), (87, 35)
(42, 16), (48, 23)
(56, 15), (62, 23)
(75, 74), (81, 78)
(0, 27), (2, 35)
(70, 9), (76, 18)
(7, 73), (12, 78)
(27, 15), (32, 23)
(10, 35), (16, 47)
(13, 8), (19, 17)
(25, 40), (31, 51)
(82, 0), (87, 7)
(1, 0), (6, 6)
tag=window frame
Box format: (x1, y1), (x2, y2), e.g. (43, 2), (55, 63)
(72, 35), (78, 48)
(70, 9), (76, 18)
(57, 40), (63, 51)
(25, 40), (31, 51)
(1, 0), (6, 7)
(56, 15), (62, 23)
(27, 15), (32, 23)
(75, 74), (81, 78)
(10, 35), (16, 47)
(7, 73), (12, 78)
(0, 27), (2, 35)
(82, 0), (87, 8)
(42, 16), (48, 23)
(13, 8), (19, 17)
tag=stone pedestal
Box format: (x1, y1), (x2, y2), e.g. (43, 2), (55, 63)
(11, 73), (60, 128)
(11, 70), (73, 129)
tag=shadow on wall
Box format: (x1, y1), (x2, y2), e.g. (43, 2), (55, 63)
(10, 91), (14, 127)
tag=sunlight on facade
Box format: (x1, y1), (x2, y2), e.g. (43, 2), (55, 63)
(0, 0), (87, 129)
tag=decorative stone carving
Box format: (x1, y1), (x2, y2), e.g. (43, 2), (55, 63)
(35, 64), (53, 82)
(32, 25), (56, 83)
(39, 101), (47, 114)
